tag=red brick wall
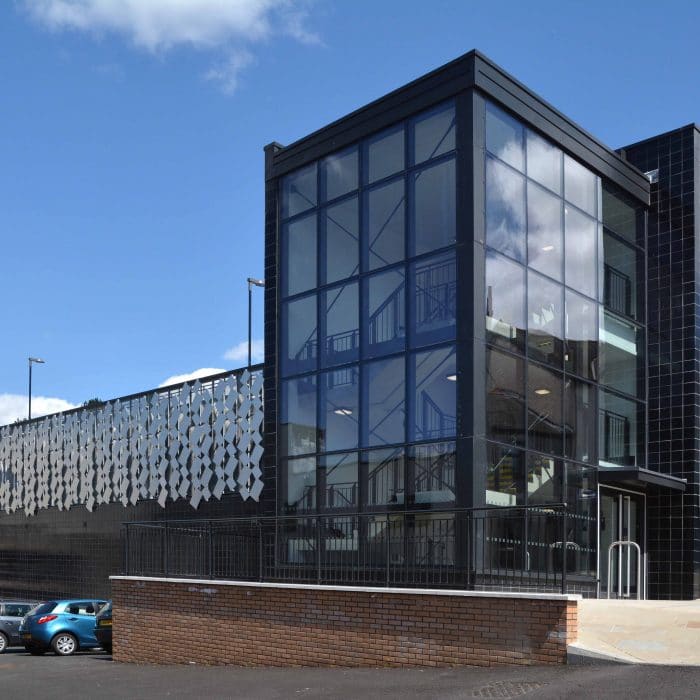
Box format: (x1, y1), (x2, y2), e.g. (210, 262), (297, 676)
(111, 578), (577, 667)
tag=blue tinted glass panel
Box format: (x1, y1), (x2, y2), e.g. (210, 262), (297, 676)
(527, 270), (564, 368)
(564, 155), (597, 217)
(485, 251), (526, 353)
(411, 102), (455, 165)
(526, 130), (561, 194)
(321, 453), (358, 510)
(322, 282), (359, 368)
(411, 158), (456, 256)
(599, 390), (643, 468)
(281, 294), (317, 376)
(486, 156), (526, 263)
(365, 268), (405, 358)
(486, 102), (524, 171)
(411, 442), (455, 506)
(280, 376), (317, 457)
(527, 362), (563, 456)
(363, 447), (405, 507)
(321, 366), (360, 452)
(283, 456), (316, 512)
(564, 207), (597, 299)
(282, 213), (316, 297)
(320, 146), (358, 202)
(322, 196), (359, 284)
(527, 182), (563, 281)
(411, 346), (457, 442)
(410, 251), (456, 347)
(281, 163), (317, 219)
(486, 348), (525, 447)
(365, 125), (405, 184)
(365, 177), (405, 271)
(364, 356), (405, 447)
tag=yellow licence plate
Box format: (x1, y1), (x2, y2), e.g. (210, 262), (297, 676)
(22, 633), (31, 640)
(99, 620), (112, 627)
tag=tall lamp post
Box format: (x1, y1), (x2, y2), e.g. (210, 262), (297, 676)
(247, 278), (265, 369)
(28, 356), (45, 420)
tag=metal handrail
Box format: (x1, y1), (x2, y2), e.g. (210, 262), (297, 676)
(607, 540), (642, 600)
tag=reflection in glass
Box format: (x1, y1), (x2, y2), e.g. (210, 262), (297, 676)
(320, 367), (359, 452)
(320, 453), (358, 510)
(411, 158), (456, 256)
(322, 282), (359, 367)
(486, 348), (525, 446)
(599, 390), (642, 467)
(565, 464), (597, 576)
(320, 146), (358, 202)
(412, 101), (455, 164)
(486, 156), (526, 263)
(528, 270), (563, 367)
(599, 311), (642, 397)
(411, 347), (456, 442)
(486, 442), (525, 506)
(602, 231), (641, 320)
(365, 268), (405, 357)
(365, 356), (405, 447)
(528, 182), (563, 281)
(564, 155), (597, 217)
(410, 251), (456, 346)
(485, 102), (524, 171)
(365, 178), (405, 271)
(281, 163), (317, 219)
(602, 181), (645, 246)
(280, 376), (317, 457)
(565, 207), (597, 299)
(485, 251), (526, 351)
(281, 295), (317, 376)
(282, 213), (316, 297)
(565, 290), (598, 379)
(365, 125), (405, 184)
(527, 453), (562, 504)
(565, 378), (596, 463)
(322, 197), (359, 284)
(364, 447), (404, 507)
(527, 363), (563, 456)
(283, 457), (316, 512)
(526, 130), (562, 194)
(411, 442), (455, 505)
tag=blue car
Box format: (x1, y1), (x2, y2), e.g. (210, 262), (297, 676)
(21, 599), (107, 656)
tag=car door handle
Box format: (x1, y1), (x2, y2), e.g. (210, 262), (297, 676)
(68, 617), (79, 621)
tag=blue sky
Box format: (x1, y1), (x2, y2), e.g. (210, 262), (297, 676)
(1, 0), (698, 423)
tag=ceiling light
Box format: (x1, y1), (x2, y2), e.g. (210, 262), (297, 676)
(534, 388), (551, 396)
(446, 374), (457, 382)
(541, 245), (555, 252)
(334, 408), (353, 416)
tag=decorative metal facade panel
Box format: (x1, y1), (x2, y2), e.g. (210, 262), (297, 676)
(0, 370), (264, 517)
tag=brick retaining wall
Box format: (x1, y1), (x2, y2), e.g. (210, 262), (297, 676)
(111, 577), (578, 667)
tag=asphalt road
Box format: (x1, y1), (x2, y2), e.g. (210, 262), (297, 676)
(1, 648), (700, 699)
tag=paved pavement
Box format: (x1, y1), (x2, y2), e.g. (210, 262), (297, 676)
(2, 649), (700, 699)
(572, 599), (700, 664)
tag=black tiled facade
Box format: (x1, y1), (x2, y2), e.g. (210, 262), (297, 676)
(623, 127), (700, 599)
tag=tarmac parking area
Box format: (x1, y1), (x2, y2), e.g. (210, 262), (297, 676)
(2, 649), (700, 699)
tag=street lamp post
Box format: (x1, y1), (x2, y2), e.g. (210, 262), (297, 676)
(247, 278), (265, 369)
(28, 356), (45, 420)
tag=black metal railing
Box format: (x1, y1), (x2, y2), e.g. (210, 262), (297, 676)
(123, 505), (576, 593)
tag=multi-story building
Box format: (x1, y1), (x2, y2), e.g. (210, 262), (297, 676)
(0, 50), (696, 601)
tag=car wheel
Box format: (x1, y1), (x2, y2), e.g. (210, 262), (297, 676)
(0, 632), (8, 654)
(52, 633), (78, 656)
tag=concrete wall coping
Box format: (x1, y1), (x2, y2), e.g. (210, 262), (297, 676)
(110, 575), (581, 602)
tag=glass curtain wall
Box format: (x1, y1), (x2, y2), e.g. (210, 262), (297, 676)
(279, 100), (458, 523)
(482, 99), (646, 580)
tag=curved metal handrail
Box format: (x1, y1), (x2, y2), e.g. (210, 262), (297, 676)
(607, 540), (641, 600)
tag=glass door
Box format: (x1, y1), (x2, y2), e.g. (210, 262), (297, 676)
(599, 486), (645, 599)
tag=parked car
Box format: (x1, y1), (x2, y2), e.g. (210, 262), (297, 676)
(0, 601), (38, 653)
(94, 601), (112, 654)
(20, 599), (107, 656)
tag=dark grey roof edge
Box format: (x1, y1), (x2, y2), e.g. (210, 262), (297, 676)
(265, 49), (649, 204)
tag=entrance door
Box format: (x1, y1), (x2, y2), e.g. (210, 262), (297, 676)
(599, 486), (645, 599)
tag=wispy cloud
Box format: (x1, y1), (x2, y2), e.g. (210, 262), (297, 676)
(0, 393), (78, 427)
(223, 339), (263, 364)
(22, 0), (320, 93)
(158, 367), (227, 388)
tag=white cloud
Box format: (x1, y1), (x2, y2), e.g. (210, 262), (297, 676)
(158, 367), (227, 388)
(223, 338), (263, 364)
(0, 393), (78, 427)
(22, 0), (320, 92)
